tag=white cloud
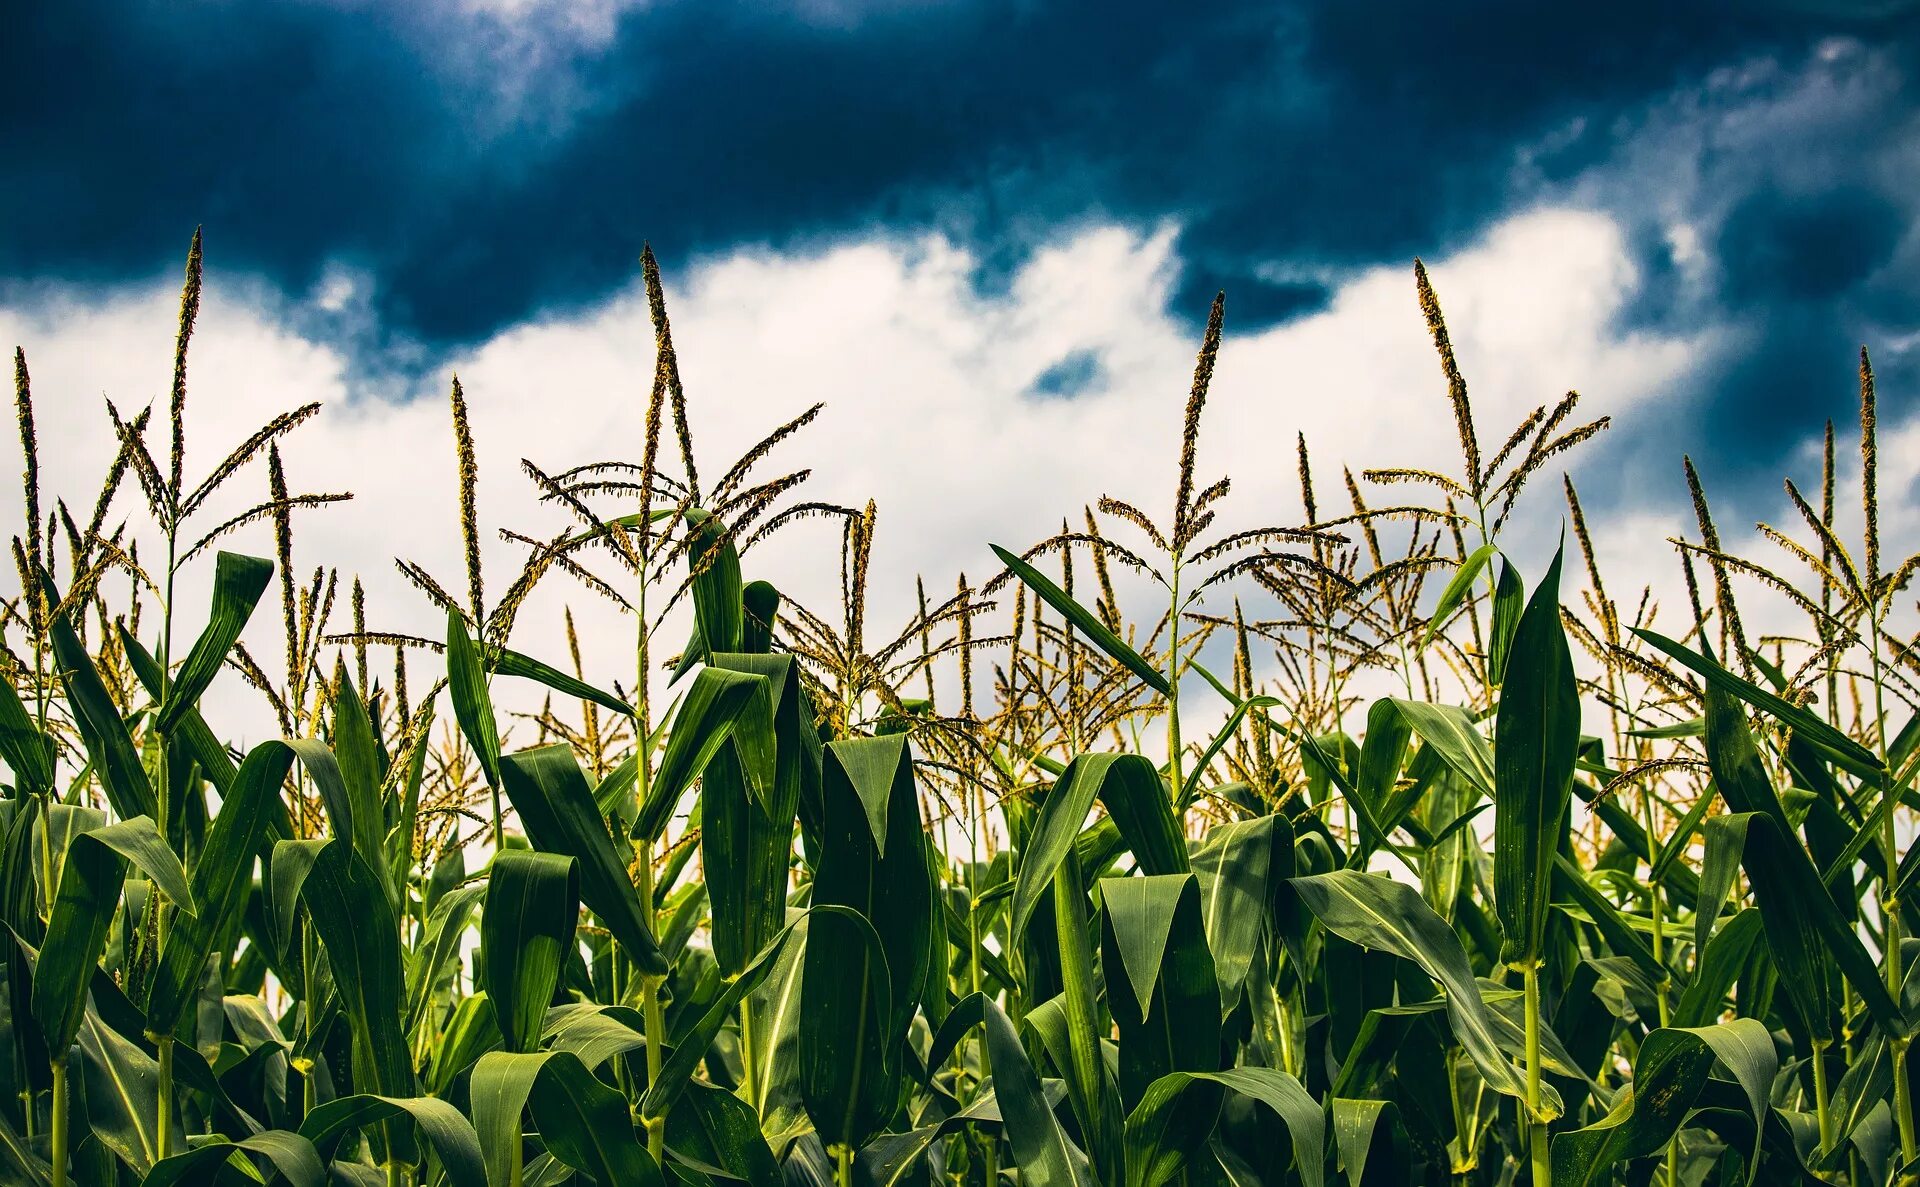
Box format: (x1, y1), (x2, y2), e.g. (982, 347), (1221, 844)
(2, 206), (1755, 751)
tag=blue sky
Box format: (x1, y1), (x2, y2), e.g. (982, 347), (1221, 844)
(3, 1), (1917, 694)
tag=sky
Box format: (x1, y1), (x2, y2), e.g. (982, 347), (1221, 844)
(3, 1), (1918, 733)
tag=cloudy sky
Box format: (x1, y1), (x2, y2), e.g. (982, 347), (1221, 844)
(3, 1), (1918, 731)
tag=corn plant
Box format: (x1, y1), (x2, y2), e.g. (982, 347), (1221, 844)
(1, 232), (1918, 1187)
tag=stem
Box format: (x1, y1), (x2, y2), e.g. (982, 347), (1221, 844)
(739, 996), (759, 1114)
(1868, 621), (1918, 1176)
(833, 1142), (854, 1187)
(637, 843), (666, 1162)
(1523, 961), (1551, 1187)
(1812, 1038), (1834, 1154)
(1165, 565), (1182, 798)
(156, 1036), (175, 1160)
(49, 1055), (67, 1187)
(153, 533), (179, 1159)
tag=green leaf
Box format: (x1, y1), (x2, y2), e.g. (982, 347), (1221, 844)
(298, 1094), (485, 1187)
(501, 743), (667, 976)
(482, 849), (579, 1053)
(404, 881), (485, 1037)
(1485, 556), (1524, 687)
(1291, 869), (1550, 1114)
(799, 736), (934, 1149)
(31, 826), (128, 1053)
(328, 668), (389, 876)
(156, 550), (274, 733)
(1492, 545), (1576, 964)
(1102, 873), (1221, 1110)
(145, 740), (299, 1036)
(45, 570), (155, 820)
(930, 992), (1096, 1187)
(300, 840), (413, 1103)
(1011, 753), (1176, 947)
(1331, 1098), (1397, 1187)
(1550, 1018), (1775, 1186)
(448, 609), (504, 793)
(495, 645), (635, 717)
(1635, 626), (1884, 778)
(1421, 542), (1498, 653)
(472, 1050), (663, 1187)
(1124, 1067), (1323, 1187)
(646, 905), (871, 1123)
(991, 543), (1169, 695)
(141, 1131), (325, 1187)
(689, 509), (745, 655)
(1389, 700), (1495, 799)
(636, 666), (773, 840)
(701, 653), (815, 976)
(0, 669), (52, 795)
(1703, 679), (1901, 1036)
(1190, 815), (1287, 1012)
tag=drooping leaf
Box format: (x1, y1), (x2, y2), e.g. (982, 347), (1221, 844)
(1124, 1067), (1324, 1187)
(156, 550), (274, 733)
(1291, 869), (1549, 1113)
(501, 743), (666, 975)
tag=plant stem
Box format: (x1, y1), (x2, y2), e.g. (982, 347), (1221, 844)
(1523, 960), (1551, 1187)
(834, 1142), (854, 1187)
(49, 1055), (66, 1187)
(156, 1036), (175, 1160)
(1164, 565), (1182, 799)
(637, 838), (666, 1162)
(1812, 1038), (1834, 1154)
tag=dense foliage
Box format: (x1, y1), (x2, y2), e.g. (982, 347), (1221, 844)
(2, 233), (1917, 1187)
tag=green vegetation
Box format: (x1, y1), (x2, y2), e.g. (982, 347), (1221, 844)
(1, 231), (1916, 1185)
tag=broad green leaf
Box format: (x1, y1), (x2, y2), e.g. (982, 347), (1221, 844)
(300, 840), (413, 1108)
(1704, 679), (1901, 1036)
(1102, 873), (1221, 1112)
(636, 666), (773, 839)
(448, 608), (504, 793)
(31, 826), (127, 1052)
(156, 550), (274, 732)
(404, 881), (485, 1036)
(929, 992), (1096, 1187)
(0, 670), (52, 795)
(702, 653), (815, 976)
(799, 736), (933, 1149)
(1550, 1018), (1774, 1186)
(1124, 1067), (1323, 1187)
(298, 1093), (485, 1187)
(45, 570), (155, 820)
(145, 740), (299, 1036)
(1421, 542), (1498, 652)
(482, 849), (578, 1053)
(141, 1130), (325, 1187)
(1492, 546), (1576, 963)
(472, 1050), (662, 1187)
(1390, 700), (1495, 799)
(1190, 814), (1286, 1012)
(501, 743), (666, 975)
(1291, 869), (1551, 1114)
(1011, 752), (1177, 947)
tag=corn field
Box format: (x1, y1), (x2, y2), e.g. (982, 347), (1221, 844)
(2, 231), (1918, 1187)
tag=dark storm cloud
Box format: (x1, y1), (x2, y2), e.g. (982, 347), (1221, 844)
(4, 0), (1919, 509)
